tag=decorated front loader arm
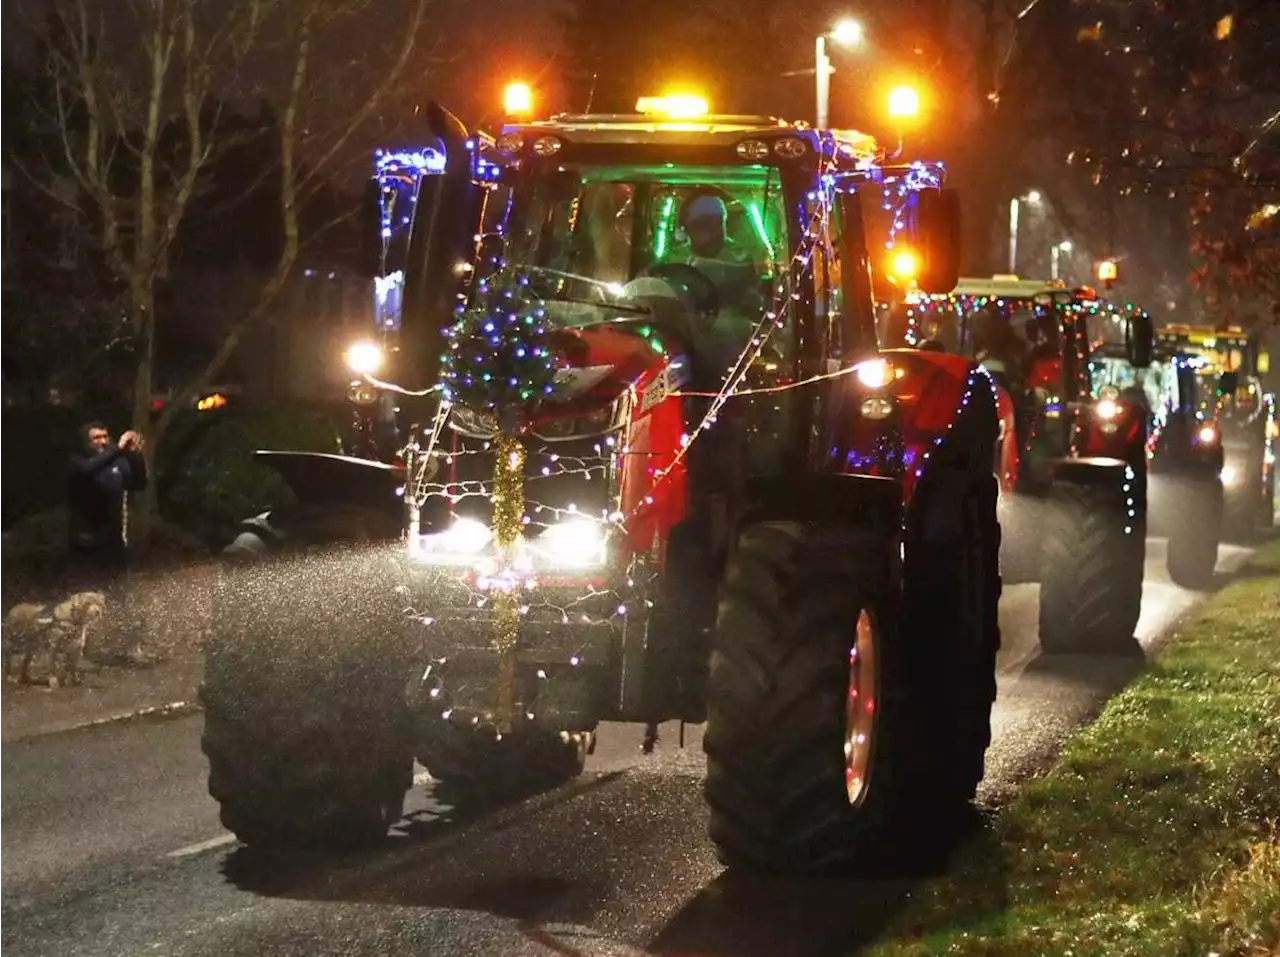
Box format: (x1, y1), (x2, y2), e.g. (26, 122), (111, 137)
(204, 90), (1004, 875)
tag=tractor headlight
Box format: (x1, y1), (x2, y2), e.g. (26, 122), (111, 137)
(854, 357), (893, 389)
(1095, 398), (1121, 421)
(532, 518), (607, 569)
(410, 517), (493, 562)
(346, 341), (383, 376)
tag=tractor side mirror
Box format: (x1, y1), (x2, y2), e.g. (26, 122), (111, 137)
(913, 187), (961, 295)
(1126, 309), (1154, 368)
(1219, 371), (1239, 395)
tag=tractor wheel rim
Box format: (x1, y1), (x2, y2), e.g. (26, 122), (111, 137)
(845, 609), (877, 806)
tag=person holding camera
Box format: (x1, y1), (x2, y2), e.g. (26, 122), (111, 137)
(67, 421), (148, 582)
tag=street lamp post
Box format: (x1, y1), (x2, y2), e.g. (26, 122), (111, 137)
(815, 18), (863, 128)
(1051, 239), (1073, 281)
(816, 34), (831, 130)
(1007, 189), (1042, 274)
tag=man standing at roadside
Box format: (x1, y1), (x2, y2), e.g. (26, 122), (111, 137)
(66, 422), (150, 665)
(67, 421), (147, 580)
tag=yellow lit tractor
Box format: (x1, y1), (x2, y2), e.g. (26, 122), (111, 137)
(1157, 324), (1275, 536)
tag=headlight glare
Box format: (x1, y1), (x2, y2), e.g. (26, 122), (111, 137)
(533, 519), (607, 568)
(411, 517), (492, 562)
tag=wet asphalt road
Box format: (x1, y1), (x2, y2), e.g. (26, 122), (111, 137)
(1, 538), (1254, 957)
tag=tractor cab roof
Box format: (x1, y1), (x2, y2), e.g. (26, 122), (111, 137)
(946, 276), (1099, 303)
(492, 110), (883, 173)
(1157, 324), (1256, 346)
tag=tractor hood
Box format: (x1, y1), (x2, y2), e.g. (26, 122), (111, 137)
(446, 319), (686, 441)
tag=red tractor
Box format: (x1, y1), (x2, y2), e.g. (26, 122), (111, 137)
(202, 95), (1003, 873)
(888, 278), (1153, 654)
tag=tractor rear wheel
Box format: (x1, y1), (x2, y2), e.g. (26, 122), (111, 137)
(703, 483), (999, 874)
(1039, 474), (1145, 655)
(1165, 480), (1222, 590)
(202, 511), (413, 850)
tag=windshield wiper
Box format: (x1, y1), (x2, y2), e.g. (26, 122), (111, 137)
(549, 294), (652, 315)
(514, 264), (651, 314)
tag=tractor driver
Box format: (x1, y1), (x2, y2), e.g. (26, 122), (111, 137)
(970, 305), (1027, 395)
(673, 193), (767, 372)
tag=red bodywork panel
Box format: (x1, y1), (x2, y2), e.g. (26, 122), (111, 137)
(835, 349), (1004, 503)
(993, 386), (1018, 491)
(1079, 398), (1146, 460)
(537, 325), (692, 566)
(1026, 355), (1061, 393)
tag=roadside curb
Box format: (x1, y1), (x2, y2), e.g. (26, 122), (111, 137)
(2, 697), (204, 743)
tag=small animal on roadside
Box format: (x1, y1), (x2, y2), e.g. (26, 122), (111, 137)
(2, 591), (107, 687)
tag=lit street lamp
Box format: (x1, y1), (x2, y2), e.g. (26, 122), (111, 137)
(1007, 190), (1043, 274)
(1050, 239), (1073, 281)
(815, 18), (864, 129)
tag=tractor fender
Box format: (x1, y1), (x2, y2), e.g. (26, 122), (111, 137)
(828, 350), (1000, 502)
(254, 450), (407, 518)
(1048, 456), (1132, 484)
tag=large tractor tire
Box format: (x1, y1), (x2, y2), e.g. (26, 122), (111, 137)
(703, 474), (1000, 873)
(1165, 480), (1223, 590)
(1263, 467), (1277, 529)
(201, 508), (414, 850)
(1223, 450), (1266, 541)
(1039, 469), (1145, 655)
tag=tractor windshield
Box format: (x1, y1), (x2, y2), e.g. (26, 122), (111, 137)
(1091, 354), (1180, 418)
(493, 165), (790, 350)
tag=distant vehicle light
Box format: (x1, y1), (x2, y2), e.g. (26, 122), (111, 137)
(1198, 424), (1218, 444)
(1097, 259), (1119, 282)
(197, 393), (228, 411)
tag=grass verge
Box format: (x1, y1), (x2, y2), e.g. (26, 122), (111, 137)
(865, 541), (1280, 957)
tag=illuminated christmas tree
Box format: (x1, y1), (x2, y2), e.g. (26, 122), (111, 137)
(439, 272), (557, 413)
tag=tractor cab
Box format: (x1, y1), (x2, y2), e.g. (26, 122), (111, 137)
(1157, 324), (1275, 532)
(1156, 324), (1269, 424)
(356, 95), (963, 534)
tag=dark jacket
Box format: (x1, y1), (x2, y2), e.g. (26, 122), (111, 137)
(67, 430), (148, 551)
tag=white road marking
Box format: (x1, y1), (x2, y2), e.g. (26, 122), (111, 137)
(165, 833), (238, 859)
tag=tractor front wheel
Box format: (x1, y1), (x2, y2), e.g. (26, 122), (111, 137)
(1039, 473), (1145, 655)
(1165, 480), (1222, 590)
(703, 499), (998, 874)
(202, 514), (413, 851)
